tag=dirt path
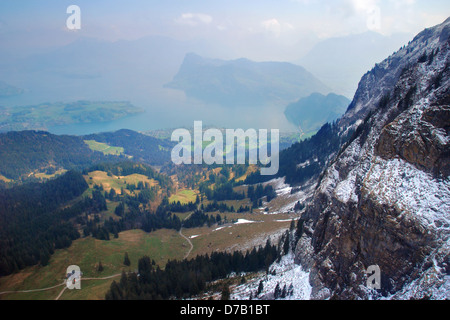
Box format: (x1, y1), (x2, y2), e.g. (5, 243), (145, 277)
(54, 286), (67, 300)
(179, 228), (194, 260)
(1, 273), (123, 300)
(54, 273), (122, 300)
(0, 282), (65, 296)
(179, 212), (194, 260)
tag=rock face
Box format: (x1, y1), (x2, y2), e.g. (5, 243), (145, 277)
(295, 18), (450, 299)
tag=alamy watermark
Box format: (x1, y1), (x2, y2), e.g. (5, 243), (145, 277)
(66, 5), (81, 30)
(66, 265), (82, 290)
(366, 5), (381, 31)
(171, 121), (279, 175)
(365, 265), (381, 290)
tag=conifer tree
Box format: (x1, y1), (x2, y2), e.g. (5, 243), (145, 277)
(221, 284), (230, 300)
(124, 252), (131, 266)
(98, 260), (104, 272)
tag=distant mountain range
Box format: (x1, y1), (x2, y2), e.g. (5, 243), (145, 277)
(299, 31), (413, 98)
(284, 93), (350, 134)
(0, 36), (330, 130)
(166, 53), (330, 108)
(0, 81), (23, 97)
(0, 36), (204, 105)
(0, 32), (411, 131)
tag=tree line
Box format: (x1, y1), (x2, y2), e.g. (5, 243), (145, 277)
(105, 239), (279, 300)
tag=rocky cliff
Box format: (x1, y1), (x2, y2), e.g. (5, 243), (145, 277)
(295, 17), (450, 300)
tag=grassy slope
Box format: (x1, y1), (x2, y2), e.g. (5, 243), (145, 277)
(84, 140), (125, 156)
(169, 189), (199, 204)
(0, 229), (187, 300)
(85, 171), (158, 195)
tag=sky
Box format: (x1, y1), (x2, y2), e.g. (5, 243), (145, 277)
(1, 0), (449, 61)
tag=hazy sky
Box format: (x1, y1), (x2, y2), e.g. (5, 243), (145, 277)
(1, 0), (449, 60)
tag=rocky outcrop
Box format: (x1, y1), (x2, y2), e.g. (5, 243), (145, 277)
(295, 18), (450, 299)
(376, 103), (450, 177)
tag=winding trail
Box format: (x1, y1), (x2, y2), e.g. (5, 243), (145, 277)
(179, 212), (194, 260)
(1, 273), (123, 300)
(0, 282), (65, 296)
(54, 273), (122, 300)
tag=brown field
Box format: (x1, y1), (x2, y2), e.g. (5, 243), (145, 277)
(182, 212), (297, 258)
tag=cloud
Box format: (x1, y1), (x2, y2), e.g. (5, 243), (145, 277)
(262, 18), (281, 31)
(350, 0), (379, 13)
(347, 0), (382, 31)
(261, 18), (294, 37)
(176, 13), (213, 26)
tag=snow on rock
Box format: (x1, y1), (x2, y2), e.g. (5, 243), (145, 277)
(334, 170), (359, 204)
(386, 265), (450, 300)
(364, 157), (450, 229)
(231, 253), (311, 300)
(266, 177), (316, 215)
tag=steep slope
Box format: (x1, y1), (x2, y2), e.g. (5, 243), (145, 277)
(166, 53), (330, 107)
(294, 18), (450, 299)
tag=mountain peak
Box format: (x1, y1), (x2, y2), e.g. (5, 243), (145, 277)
(341, 16), (450, 128)
(165, 53), (330, 107)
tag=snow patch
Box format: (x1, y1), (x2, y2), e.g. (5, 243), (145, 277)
(213, 226), (230, 232)
(274, 218), (299, 223)
(234, 219), (260, 225)
(231, 253), (311, 300)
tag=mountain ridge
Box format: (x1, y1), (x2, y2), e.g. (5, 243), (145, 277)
(294, 17), (450, 300)
(165, 53), (331, 107)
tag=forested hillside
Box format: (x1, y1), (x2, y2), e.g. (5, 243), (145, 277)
(84, 129), (174, 166)
(244, 121), (354, 186)
(0, 171), (89, 275)
(0, 130), (116, 181)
